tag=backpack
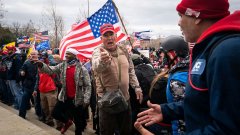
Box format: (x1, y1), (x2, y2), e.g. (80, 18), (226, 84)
(134, 64), (156, 106)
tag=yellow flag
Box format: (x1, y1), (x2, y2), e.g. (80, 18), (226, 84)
(3, 42), (15, 50)
(27, 45), (35, 58)
(29, 37), (34, 42)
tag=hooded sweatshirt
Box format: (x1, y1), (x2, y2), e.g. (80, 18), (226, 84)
(161, 11), (240, 135)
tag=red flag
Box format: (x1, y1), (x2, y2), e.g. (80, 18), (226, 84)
(59, 0), (128, 60)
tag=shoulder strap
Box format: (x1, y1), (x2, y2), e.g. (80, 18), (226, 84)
(118, 45), (130, 63)
(99, 50), (121, 91)
(208, 33), (240, 59)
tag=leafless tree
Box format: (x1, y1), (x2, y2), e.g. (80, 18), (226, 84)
(41, 0), (65, 48)
(0, 0), (7, 24)
(0, 0), (4, 18)
(11, 22), (21, 37)
(75, 7), (88, 23)
(21, 20), (37, 37)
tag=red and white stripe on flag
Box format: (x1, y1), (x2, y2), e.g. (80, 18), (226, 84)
(59, 21), (127, 60)
(133, 37), (141, 48)
(34, 35), (49, 40)
(59, 0), (128, 60)
(34, 32), (49, 41)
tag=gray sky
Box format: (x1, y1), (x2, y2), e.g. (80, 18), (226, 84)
(1, 0), (240, 36)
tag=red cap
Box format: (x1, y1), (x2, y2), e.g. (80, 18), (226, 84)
(100, 23), (115, 35)
(176, 0), (230, 19)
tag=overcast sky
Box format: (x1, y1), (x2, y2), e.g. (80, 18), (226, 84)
(1, 0), (240, 36)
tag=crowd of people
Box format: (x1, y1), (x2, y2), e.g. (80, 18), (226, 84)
(0, 0), (240, 135)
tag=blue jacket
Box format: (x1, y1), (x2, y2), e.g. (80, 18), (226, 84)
(167, 71), (188, 135)
(166, 58), (189, 135)
(162, 11), (240, 135)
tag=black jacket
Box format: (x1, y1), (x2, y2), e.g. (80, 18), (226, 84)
(21, 60), (38, 91)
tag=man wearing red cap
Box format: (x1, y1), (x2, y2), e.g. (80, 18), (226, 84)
(92, 23), (143, 135)
(136, 0), (240, 134)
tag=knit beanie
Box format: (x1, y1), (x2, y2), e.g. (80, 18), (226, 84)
(66, 48), (79, 56)
(176, 0), (230, 19)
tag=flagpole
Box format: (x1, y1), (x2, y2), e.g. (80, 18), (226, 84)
(87, 0), (90, 17)
(112, 0), (133, 47)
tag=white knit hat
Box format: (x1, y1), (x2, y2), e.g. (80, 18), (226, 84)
(66, 48), (79, 55)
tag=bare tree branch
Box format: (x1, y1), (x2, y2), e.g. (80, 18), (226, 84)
(41, 0), (65, 48)
(0, 0), (7, 21)
(75, 7), (88, 23)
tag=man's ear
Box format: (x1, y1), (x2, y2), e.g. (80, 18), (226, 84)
(195, 18), (202, 25)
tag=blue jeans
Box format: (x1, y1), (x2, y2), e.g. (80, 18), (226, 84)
(19, 88), (32, 118)
(19, 88), (43, 119)
(7, 80), (23, 109)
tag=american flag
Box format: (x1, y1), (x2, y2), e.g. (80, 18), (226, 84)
(133, 37), (141, 48)
(34, 31), (49, 41)
(18, 43), (30, 49)
(59, 0), (128, 60)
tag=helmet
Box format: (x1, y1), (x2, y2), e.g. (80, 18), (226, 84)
(159, 35), (189, 68)
(131, 53), (143, 66)
(41, 51), (48, 59)
(160, 35), (189, 58)
(131, 54), (141, 61)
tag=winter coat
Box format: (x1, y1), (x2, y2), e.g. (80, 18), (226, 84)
(161, 11), (240, 135)
(40, 61), (91, 106)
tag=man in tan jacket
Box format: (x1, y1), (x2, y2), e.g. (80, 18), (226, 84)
(92, 23), (143, 135)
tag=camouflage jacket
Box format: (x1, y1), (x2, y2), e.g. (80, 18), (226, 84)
(40, 61), (91, 106)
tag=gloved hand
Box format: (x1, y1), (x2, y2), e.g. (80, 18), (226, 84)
(34, 60), (44, 68)
(82, 102), (89, 108)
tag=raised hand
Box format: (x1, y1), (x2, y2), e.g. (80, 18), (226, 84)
(136, 101), (163, 126)
(100, 47), (111, 63)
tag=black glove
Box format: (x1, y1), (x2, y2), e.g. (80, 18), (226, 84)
(82, 103), (89, 108)
(34, 61), (44, 68)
